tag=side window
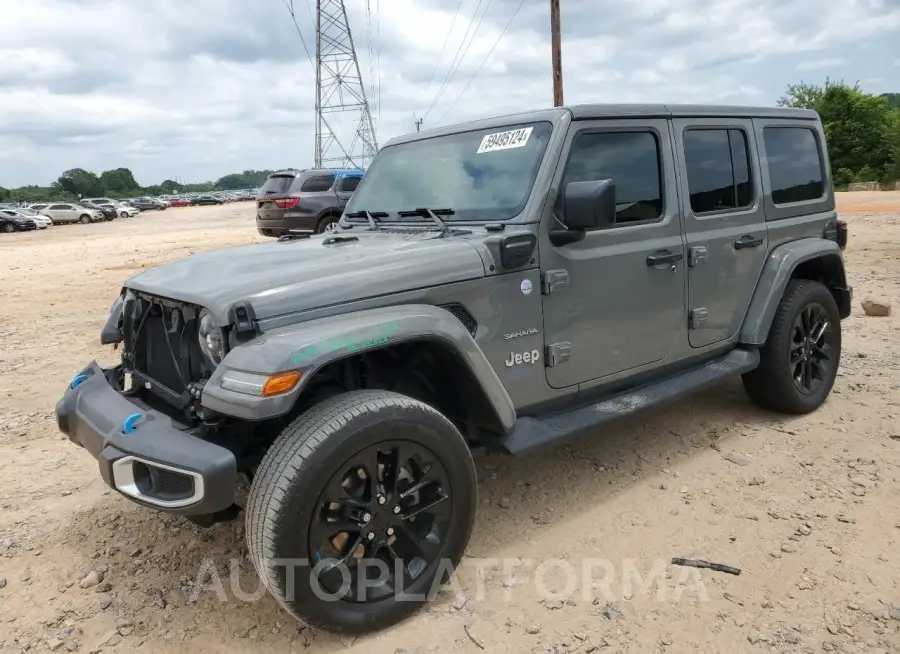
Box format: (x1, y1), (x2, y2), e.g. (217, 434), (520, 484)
(49, 204), (68, 210)
(683, 128), (752, 214)
(763, 127), (825, 204)
(339, 175), (361, 192)
(561, 131), (662, 224)
(299, 174), (336, 193)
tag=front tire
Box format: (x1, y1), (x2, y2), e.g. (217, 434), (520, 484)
(79, 214), (91, 224)
(120, 211), (128, 218)
(742, 279), (841, 414)
(246, 390), (477, 634)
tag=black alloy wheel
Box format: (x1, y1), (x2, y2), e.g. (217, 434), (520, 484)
(742, 279), (842, 414)
(246, 390), (477, 634)
(2, 222), (15, 233)
(310, 441), (453, 603)
(789, 302), (835, 396)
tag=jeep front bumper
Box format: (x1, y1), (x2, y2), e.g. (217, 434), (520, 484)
(55, 362), (237, 515)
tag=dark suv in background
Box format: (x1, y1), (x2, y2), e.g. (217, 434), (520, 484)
(255, 168), (364, 237)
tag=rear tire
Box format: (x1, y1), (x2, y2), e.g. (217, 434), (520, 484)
(246, 390), (477, 634)
(316, 214), (340, 233)
(742, 279), (841, 414)
(3, 222), (15, 233)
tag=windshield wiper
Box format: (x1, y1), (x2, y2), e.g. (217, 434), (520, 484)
(344, 210), (389, 230)
(396, 207), (454, 235)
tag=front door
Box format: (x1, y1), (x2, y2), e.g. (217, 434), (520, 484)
(671, 119), (769, 348)
(540, 119), (687, 389)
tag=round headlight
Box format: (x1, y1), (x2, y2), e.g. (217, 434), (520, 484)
(198, 310), (226, 364)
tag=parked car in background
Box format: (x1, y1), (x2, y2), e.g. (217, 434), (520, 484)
(1, 208), (51, 228)
(191, 194), (225, 206)
(39, 203), (104, 224)
(255, 168), (364, 237)
(168, 197), (191, 207)
(113, 203), (140, 218)
(130, 198), (167, 211)
(82, 201), (118, 221)
(0, 214), (37, 232)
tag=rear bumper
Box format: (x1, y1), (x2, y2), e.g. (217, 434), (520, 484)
(55, 362), (237, 515)
(256, 212), (317, 237)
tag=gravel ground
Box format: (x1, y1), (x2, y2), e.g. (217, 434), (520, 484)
(0, 194), (898, 654)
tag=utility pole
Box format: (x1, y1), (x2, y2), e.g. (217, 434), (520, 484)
(314, 0), (379, 168)
(414, 116), (424, 132)
(550, 0), (564, 106)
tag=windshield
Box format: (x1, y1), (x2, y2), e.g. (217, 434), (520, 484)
(347, 121), (553, 221)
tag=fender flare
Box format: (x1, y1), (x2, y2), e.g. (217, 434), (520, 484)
(202, 304), (516, 429)
(740, 238), (846, 345)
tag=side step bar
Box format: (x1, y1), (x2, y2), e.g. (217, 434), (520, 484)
(500, 348), (760, 455)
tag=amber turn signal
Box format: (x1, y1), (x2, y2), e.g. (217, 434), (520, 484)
(261, 371), (302, 397)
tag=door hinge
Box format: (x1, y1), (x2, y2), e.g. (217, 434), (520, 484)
(688, 245), (708, 267)
(546, 341), (572, 367)
(689, 308), (708, 329)
(542, 269), (569, 295)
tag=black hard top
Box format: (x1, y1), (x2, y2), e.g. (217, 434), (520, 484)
(386, 103), (818, 147)
(567, 103), (817, 120)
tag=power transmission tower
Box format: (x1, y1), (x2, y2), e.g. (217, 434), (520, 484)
(315, 0), (379, 169)
(550, 0), (564, 106)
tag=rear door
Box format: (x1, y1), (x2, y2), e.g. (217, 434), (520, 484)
(672, 118), (768, 348)
(335, 174), (362, 210)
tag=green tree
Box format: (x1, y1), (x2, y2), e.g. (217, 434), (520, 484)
(56, 168), (105, 198)
(779, 79), (896, 183)
(99, 167), (140, 194)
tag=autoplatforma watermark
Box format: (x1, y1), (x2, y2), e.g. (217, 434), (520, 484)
(186, 556), (710, 605)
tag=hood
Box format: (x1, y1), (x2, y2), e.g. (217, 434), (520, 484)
(124, 231), (486, 321)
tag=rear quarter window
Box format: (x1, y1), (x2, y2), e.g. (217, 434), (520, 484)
(298, 174), (336, 193)
(763, 127), (825, 204)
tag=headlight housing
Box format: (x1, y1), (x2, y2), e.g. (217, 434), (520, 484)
(198, 309), (226, 365)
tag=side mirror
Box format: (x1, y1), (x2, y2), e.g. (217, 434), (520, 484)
(563, 179), (617, 231)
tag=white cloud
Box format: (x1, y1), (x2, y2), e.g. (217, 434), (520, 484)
(0, 0), (898, 188)
(797, 58), (847, 70)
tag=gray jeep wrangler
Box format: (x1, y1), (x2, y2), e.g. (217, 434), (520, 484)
(56, 103), (851, 634)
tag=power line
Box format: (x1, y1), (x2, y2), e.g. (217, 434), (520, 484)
(422, 0), (489, 121)
(435, 0), (526, 126)
(281, 0), (315, 67)
(375, 0), (381, 122)
(422, 0), (464, 100)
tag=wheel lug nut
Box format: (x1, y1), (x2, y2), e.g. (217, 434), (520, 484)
(362, 513), (371, 523)
(386, 527), (394, 536)
(377, 495), (386, 506)
(392, 506), (401, 515)
(367, 532), (375, 541)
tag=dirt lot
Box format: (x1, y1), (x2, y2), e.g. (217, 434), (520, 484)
(0, 194), (898, 654)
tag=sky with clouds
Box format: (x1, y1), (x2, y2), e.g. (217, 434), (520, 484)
(0, 0), (898, 188)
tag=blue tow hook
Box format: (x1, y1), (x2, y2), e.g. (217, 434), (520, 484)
(70, 374), (88, 390)
(122, 413), (144, 435)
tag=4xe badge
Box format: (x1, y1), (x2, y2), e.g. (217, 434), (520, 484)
(505, 348), (541, 368)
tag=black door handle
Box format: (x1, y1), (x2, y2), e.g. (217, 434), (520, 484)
(734, 234), (763, 250)
(646, 250), (683, 266)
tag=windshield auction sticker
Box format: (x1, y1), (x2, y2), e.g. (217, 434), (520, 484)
(476, 126), (534, 154)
